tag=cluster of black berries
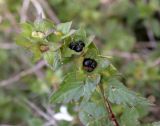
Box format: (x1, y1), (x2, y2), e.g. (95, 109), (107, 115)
(83, 58), (97, 72)
(69, 41), (97, 72)
(69, 40), (85, 52)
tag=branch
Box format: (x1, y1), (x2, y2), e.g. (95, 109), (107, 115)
(0, 43), (17, 50)
(24, 99), (50, 120)
(98, 84), (120, 126)
(0, 124), (15, 126)
(0, 60), (46, 87)
(108, 50), (160, 67)
(20, 0), (30, 22)
(30, 0), (46, 18)
(107, 50), (141, 60)
(3, 4), (19, 32)
(38, 0), (60, 24)
(23, 99), (58, 126)
(145, 21), (157, 48)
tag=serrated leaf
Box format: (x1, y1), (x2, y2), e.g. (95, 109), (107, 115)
(43, 50), (61, 71)
(16, 36), (42, 60)
(30, 45), (42, 61)
(80, 74), (101, 107)
(50, 72), (100, 103)
(34, 18), (54, 32)
(79, 102), (111, 126)
(57, 21), (72, 34)
(16, 36), (33, 48)
(86, 35), (95, 47)
(105, 64), (118, 77)
(84, 74), (101, 100)
(85, 43), (99, 58)
(74, 27), (86, 41)
(50, 72), (85, 103)
(61, 29), (76, 39)
(95, 57), (110, 73)
(120, 107), (140, 126)
(106, 78), (150, 106)
(150, 19), (160, 37)
(20, 22), (33, 37)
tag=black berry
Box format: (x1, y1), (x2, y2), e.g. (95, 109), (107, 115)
(83, 58), (97, 72)
(69, 40), (85, 52)
(78, 40), (85, 47)
(69, 42), (76, 50)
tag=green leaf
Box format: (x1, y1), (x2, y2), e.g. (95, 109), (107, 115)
(34, 18), (54, 32)
(74, 27), (87, 41)
(85, 43), (99, 58)
(86, 35), (95, 47)
(20, 22), (33, 37)
(50, 72), (85, 103)
(79, 102), (111, 126)
(106, 78), (150, 106)
(150, 19), (160, 37)
(16, 35), (43, 61)
(120, 107), (140, 126)
(16, 36), (33, 48)
(81, 74), (101, 105)
(30, 45), (42, 61)
(43, 50), (62, 71)
(57, 21), (72, 34)
(95, 57), (110, 73)
(137, 1), (154, 18)
(104, 64), (118, 77)
(61, 29), (76, 39)
(50, 72), (100, 103)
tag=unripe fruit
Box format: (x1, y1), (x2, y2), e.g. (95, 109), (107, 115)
(83, 58), (97, 72)
(39, 44), (49, 53)
(32, 31), (45, 38)
(69, 40), (85, 52)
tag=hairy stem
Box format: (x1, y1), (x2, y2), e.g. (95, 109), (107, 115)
(98, 84), (120, 126)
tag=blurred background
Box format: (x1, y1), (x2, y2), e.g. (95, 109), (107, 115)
(0, 0), (160, 125)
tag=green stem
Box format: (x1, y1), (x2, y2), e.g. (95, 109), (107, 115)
(98, 84), (120, 126)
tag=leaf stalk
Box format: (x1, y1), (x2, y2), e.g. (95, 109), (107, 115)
(98, 84), (120, 126)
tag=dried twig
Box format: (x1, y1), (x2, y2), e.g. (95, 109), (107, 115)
(0, 124), (17, 126)
(107, 50), (141, 60)
(0, 60), (46, 87)
(3, 5), (19, 32)
(108, 50), (160, 67)
(0, 43), (17, 50)
(145, 21), (157, 48)
(38, 0), (60, 24)
(24, 99), (57, 126)
(24, 99), (51, 120)
(20, 0), (30, 22)
(30, 0), (46, 18)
